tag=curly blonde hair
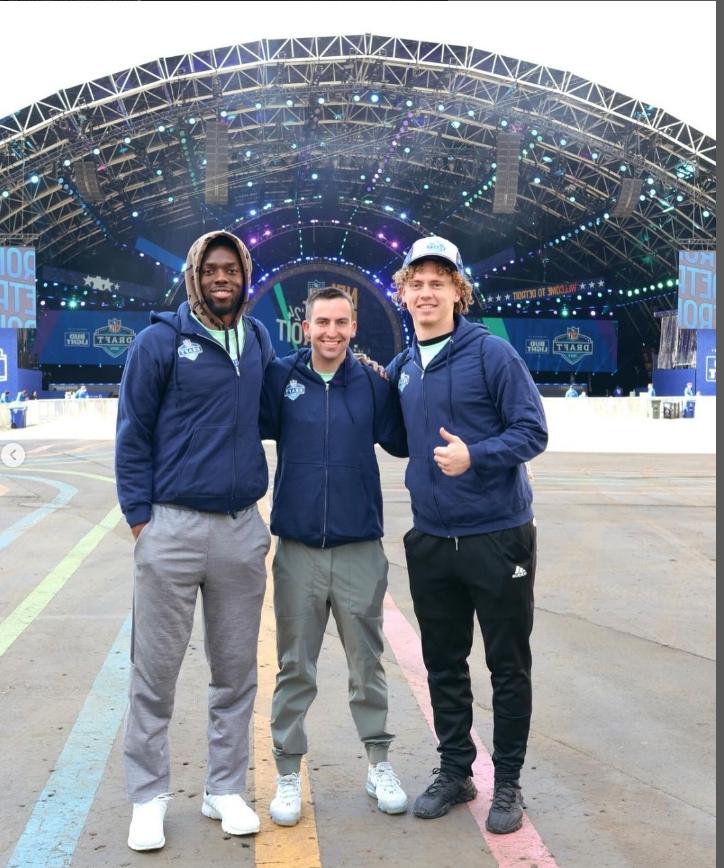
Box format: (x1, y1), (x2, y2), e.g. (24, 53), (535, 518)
(391, 261), (474, 315)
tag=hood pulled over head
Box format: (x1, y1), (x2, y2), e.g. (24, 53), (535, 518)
(184, 230), (252, 329)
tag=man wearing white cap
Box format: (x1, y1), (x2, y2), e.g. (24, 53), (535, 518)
(388, 236), (548, 834)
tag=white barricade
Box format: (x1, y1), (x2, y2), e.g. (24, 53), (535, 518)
(0, 396), (716, 453)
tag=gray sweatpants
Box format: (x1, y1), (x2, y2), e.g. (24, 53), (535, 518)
(124, 503), (270, 803)
(270, 538), (394, 774)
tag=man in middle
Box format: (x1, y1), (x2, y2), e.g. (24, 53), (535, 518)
(261, 286), (409, 826)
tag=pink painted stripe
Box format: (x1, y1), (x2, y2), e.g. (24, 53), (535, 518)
(383, 592), (559, 868)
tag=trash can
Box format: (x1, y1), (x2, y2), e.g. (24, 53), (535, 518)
(10, 406), (27, 429)
(651, 398), (661, 419)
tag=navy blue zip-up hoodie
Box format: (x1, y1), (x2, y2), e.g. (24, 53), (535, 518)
(115, 301), (273, 527)
(261, 348), (407, 548)
(386, 316), (547, 537)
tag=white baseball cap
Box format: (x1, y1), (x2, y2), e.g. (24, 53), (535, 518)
(402, 235), (464, 272)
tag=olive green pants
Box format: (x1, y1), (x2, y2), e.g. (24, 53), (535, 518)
(270, 538), (394, 774)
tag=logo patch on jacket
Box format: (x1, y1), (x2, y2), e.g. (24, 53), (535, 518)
(398, 372), (410, 394)
(284, 379), (306, 401)
(177, 339), (203, 361)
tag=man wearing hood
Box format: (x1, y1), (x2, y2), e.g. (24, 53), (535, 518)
(387, 237), (548, 834)
(115, 231), (274, 851)
(260, 287), (409, 826)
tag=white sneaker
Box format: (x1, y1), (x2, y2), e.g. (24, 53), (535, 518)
(201, 790), (260, 835)
(366, 762), (408, 814)
(127, 793), (171, 851)
(270, 772), (302, 826)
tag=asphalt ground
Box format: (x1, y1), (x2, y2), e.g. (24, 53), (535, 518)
(0, 442), (715, 868)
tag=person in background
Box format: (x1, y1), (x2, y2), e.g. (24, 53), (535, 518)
(684, 381), (696, 417)
(75, 384), (88, 399)
(564, 384), (578, 398)
(15, 389), (28, 401)
(387, 235), (548, 834)
(115, 230), (273, 851)
(0, 390), (11, 403)
(29, 390), (39, 400)
(613, 385), (624, 397)
(647, 383), (656, 398)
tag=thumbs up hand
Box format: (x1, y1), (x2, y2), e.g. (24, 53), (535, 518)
(433, 427), (471, 476)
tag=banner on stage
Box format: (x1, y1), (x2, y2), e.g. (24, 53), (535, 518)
(696, 328), (716, 396)
(475, 317), (618, 373)
(35, 311), (150, 364)
(0, 246), (36, 328)
(678, 251), (716, 330)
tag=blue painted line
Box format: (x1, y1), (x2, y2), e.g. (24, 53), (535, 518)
(0, 475), (77, 551)
(7, 615), (131, 868)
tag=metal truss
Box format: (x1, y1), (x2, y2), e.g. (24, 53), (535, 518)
(0, 34), (715, 289)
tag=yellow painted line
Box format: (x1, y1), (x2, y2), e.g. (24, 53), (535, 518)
(254, 498), (322, 867)
(0, 505), (123, 657)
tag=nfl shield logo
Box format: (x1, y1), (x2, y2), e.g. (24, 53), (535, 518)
(108, 318), (122, 333)
(177, 339), (203, 361)
(284, 379), (306, 401)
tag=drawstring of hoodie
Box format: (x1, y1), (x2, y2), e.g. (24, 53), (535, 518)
(221, 323), (241, 376)
(445, 338), (456, 427)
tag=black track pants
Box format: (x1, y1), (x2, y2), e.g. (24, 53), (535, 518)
(404, 521), (536, 782)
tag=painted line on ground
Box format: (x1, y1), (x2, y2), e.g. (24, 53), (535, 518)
(5, 468), (115, 484)
(0, 475), (77, 551)
(6, 615), (131, 868)
(254, 498), (322, 867)
(0, 504), (123, 657)
(383, 592), (559, 868)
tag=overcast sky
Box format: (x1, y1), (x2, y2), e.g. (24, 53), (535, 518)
(1, 1), (716, 136)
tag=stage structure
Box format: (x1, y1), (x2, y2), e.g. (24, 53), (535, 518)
(0, 34), (714, 299)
